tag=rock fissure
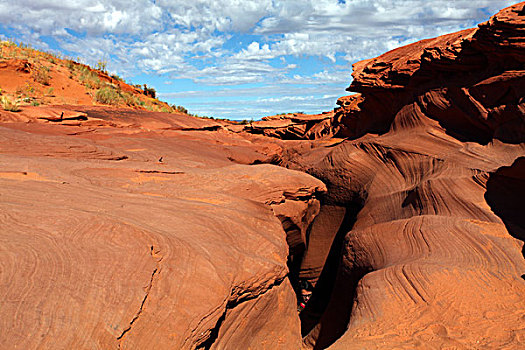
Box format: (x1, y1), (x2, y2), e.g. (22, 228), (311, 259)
(117, 267), (158, 342)
(196, 276), (287, 350)
(296, 202), (366, 349)
(117, 245), (162, 346)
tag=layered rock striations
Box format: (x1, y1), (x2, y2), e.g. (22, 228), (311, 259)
(290, 3), (525, 349)
(247, 112), (336, 140)
(0, 107), (325, 349)
(0, 3), (524, 350)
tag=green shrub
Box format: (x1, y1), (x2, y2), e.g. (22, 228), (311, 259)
(144, 104), (157, 112)
(78, 66), (102, 89)
(121, 92), (144, 107)
(95, 86), (121, 105)
(32, 66), (50, 85)
(110, 74), (122, 81)
(142, 84), (156, 98)
(173, 105), (188, 114)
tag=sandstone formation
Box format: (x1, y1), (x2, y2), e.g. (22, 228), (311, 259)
(1, 3), (524, 350)
(247, 112), (336, 140)
(287, 3), (525, 349)
(0, 106), (326, 349)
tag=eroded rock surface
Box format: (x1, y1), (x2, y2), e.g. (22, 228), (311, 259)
(289, 3), (525, 349)
(248, 112), (336, 140)
(0, 107), (325, 349)
(1, 3), (524, 350)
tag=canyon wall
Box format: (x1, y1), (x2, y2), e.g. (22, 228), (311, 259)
(290, 3), (525, 349)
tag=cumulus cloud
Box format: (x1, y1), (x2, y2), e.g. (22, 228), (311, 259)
(233, 42), (275, 60)
(0, 0), (516, 118)
(0, 0), (163, 36)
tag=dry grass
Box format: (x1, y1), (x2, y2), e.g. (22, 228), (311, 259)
(95, 86), (121, 105)
(1, 96), (21, 112)
(77, 66), (102, 89)
(0, 40), (189, 115)
(32, 66), (51, 85)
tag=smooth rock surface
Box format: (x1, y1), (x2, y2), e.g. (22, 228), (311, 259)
(0, 107), (325, 349)
(1, 3), (524, 350)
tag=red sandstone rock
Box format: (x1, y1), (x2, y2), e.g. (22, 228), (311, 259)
(249, 112), (336, 140)
(288, 3), (525, 349)
(0, 3), (524, 350)
(0, 106), (325, 349)
(0, 58), (32, 72)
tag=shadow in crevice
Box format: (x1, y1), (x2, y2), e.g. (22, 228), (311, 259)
(485, 156), (525, 279)
(299, 201), (364, 348)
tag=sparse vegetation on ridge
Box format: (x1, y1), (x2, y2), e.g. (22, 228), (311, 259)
(95, 86), (122, 105)
(0, 39), (198, 115)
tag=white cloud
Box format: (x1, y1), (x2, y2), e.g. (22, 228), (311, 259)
(233, 42), (275, 60)
(0, 0), (163, 36)
(0, 0), (516, 118)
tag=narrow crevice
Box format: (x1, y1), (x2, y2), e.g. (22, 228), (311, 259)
(135, 170), (185, 175)
(196, 310), (227, 350)
(485, 157), (525, 266)
(117, 245), (162, 346)
(286, 222), (307, 300)
(308, 264), (370, 350)
(196, 277), (286, 349)
(117, 267), (159, 341)
(298, 201), (363, 339)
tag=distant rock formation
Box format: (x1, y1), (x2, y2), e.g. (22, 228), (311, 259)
(247, 112), (336, 140)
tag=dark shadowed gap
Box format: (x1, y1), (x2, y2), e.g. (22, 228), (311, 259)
(299, 201), (364, 344)
(196, 312), (226, 350)
(485, 156), (525, 279)
(287, 239), (306, 299)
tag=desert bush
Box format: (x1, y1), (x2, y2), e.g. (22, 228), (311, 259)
(95, 86), (121, 105)
(1, 96), (20, 112)
(96, 59), (107, 73)
(66, 60), (76, 71)
(121, 92), (143, 107)
(142, 84), (156, 98)
(78, 66), (102, 89)
(25, 83), (34, 94)
(144, 104), (157, 112)
(110, 74), (122, 81)
(32, 66), (50, 85)
(173, 105), (188, 114)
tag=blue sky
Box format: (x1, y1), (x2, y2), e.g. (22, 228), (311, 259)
(0, 0), (516, 120)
